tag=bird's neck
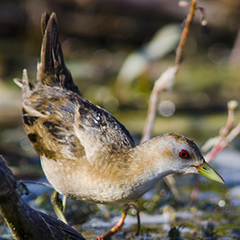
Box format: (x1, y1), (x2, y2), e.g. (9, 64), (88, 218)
(125, 137), (174, 193)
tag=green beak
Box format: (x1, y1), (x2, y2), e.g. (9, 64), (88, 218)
(196, 162), (225, 184)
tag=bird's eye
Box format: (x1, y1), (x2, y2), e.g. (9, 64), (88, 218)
(179, 150), (189, 158)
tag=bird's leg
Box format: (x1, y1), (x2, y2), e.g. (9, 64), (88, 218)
(95, 203), (140, 240)
(50, 190), (68, 224)
(62, 195), (67, 214)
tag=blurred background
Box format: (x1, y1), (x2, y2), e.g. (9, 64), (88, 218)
(1, 0), (240, 238)
(1, 0), (240, 174)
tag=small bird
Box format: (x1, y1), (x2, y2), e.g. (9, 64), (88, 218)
(16, 12), (224, 239)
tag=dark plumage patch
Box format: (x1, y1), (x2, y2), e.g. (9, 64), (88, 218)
(78, 124), (85, 130)
(50, 96), (59, 102)
(48, 103), (54, 111)
(23, 116), (39, 126)
(43, 120), (52, 128)
(22, 108), (39, 126)
(61, 105), (74, 113)
(28, 133), (38, 143)
(22, 108), (27, 115)
(79, 105), (88, 116)
(70, 140), (76, 147)
(78, 98), (135, 147)
(43, 120), (65, 140)
(168, 133), (195, 147)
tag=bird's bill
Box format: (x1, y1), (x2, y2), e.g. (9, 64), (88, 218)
(195, 162), (225, 184)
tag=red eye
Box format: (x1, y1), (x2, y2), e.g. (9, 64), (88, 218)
(179, 150), (189, 158)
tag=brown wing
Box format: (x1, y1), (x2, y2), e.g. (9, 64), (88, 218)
(22, 84), (135, 165)
(74, 98), (135, 165)
(22, 86), (85, 161)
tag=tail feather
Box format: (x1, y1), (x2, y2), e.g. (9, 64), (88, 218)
(22, 69), (31, 100)
(39, 12), (81, 94)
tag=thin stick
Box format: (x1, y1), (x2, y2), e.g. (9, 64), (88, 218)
(205, 123), (240, 163)
(141, 67), (177, 143)
(175, 0), (197, 67)
(141, 0), (198, 143)
(191, 101), (239, 201)
(204, 101), (238, 163)
(141, 88), (159, 143)
(140, 0), (199, 198)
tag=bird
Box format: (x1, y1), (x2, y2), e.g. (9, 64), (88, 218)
(15, 12), (225, 239)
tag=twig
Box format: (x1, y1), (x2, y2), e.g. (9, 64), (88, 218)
(191, 122), (240, 201)
(140, 0), (198, 197)
(205, 122), (240, 162)
(175, 0), (197, 67)
(141, 67), (177, 143)
(141, 0), (197, 143)
(204, 100), (238, 162)
(191, 101), (239, 201)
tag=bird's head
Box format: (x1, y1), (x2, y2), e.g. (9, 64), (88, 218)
(155, 133), (225, 184)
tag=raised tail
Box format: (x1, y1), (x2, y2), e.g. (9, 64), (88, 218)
(38, 12), (81, 94)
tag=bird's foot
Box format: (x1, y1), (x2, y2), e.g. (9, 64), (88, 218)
(51, 190), (68, 224)
(94, 203), (140, 240)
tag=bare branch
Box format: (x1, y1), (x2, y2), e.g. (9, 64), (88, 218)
(175, 0), (197, 67)
(141, 0), (199, 197)
(191, 101), (239, 201)
(0, 156), (85, 240)
(141, 66), (177, 143)
(204, 100), (238, 162)
(141, 0), (198, 143)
